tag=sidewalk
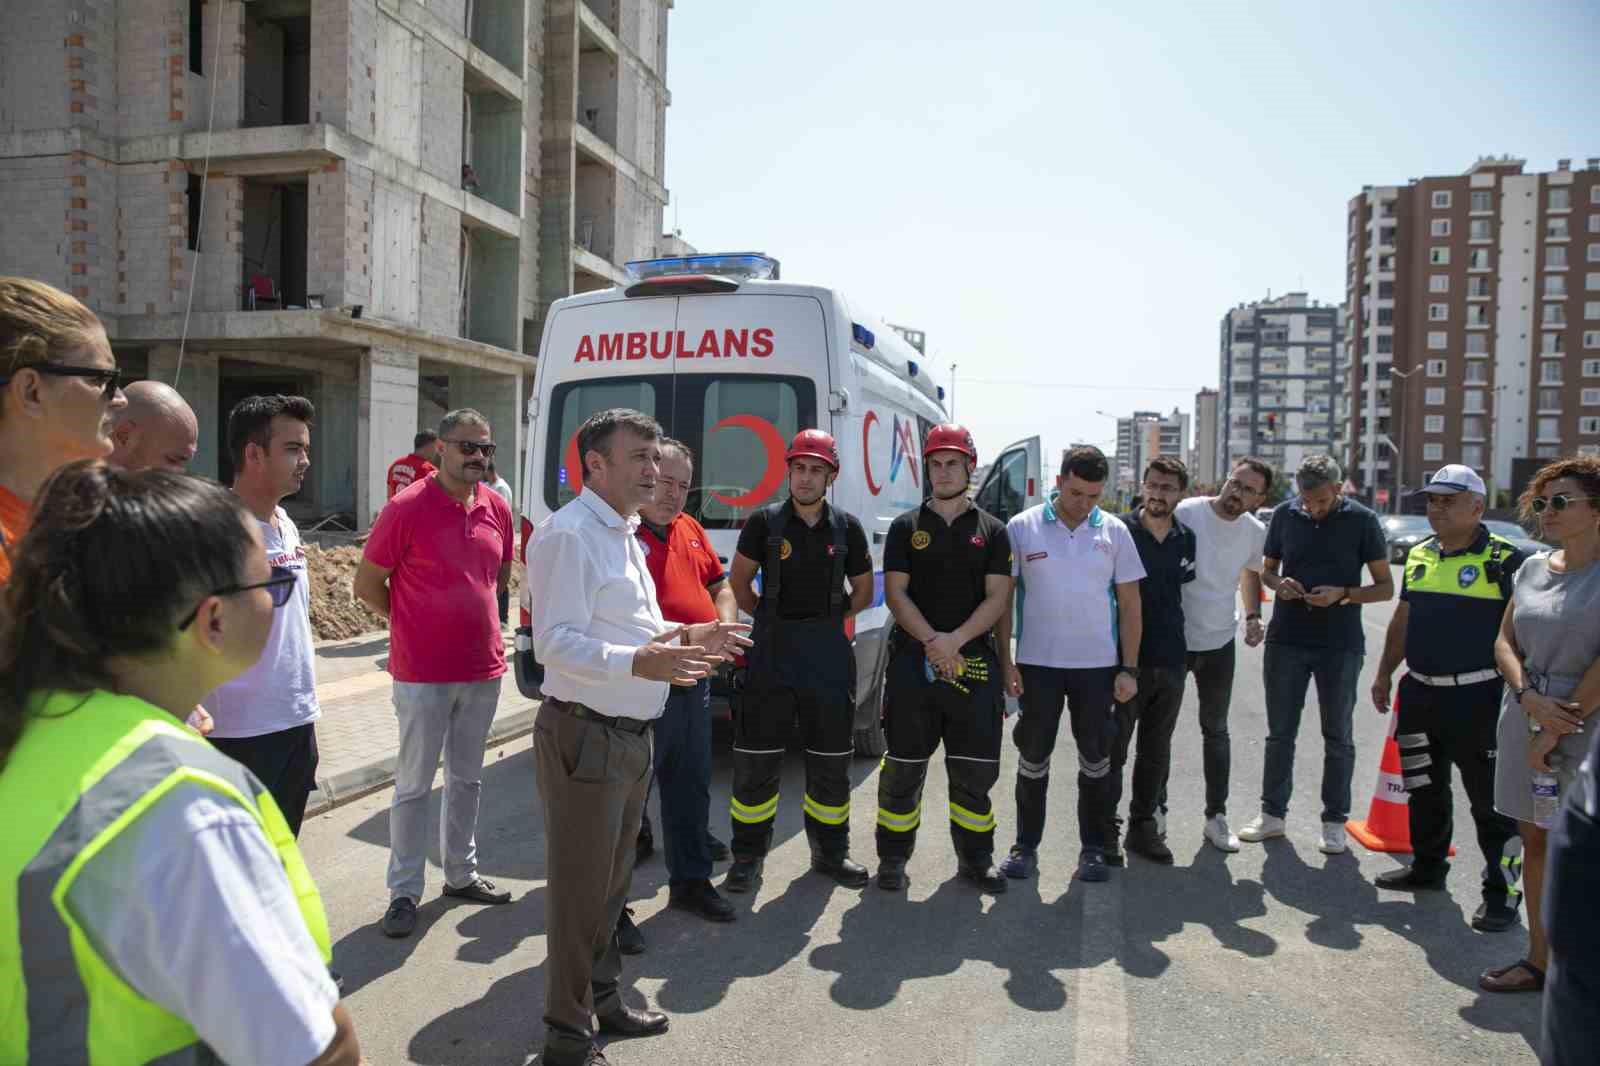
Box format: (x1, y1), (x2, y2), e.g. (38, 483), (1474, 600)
(305, 630), (538, 818)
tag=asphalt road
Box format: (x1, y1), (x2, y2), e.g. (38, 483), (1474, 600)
(300, 597), (1543, 1065)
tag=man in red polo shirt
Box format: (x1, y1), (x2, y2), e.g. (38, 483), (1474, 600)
(386, 429), (441, 500)
(633, 437), (739, 924)
(355, 408), (514, 938)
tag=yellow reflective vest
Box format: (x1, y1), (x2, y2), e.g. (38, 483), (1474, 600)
(0, 690), (331, 1064)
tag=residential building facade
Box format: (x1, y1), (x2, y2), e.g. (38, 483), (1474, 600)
(1218, 293), (1345, 486)
(1344, 156), (1600, 506)
(1114, 407), (1190, 496)
(0, 0), (673, 528)
(1193, 386), (1219, 487)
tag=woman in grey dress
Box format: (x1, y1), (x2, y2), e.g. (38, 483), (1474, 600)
(1481, 458), (1600, 994)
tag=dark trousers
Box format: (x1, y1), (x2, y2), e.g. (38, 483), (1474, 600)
(730, 681), (854, 858)
(653, 679), (714, 885)
(211, 722), (319, 837)
(1186, 640), (1238, 817)
(1261, 643), (1362, 823)
(1542, 727), (1600, 1066)
(875, 642), (1003, 863)
(1012, 664), (1117, 853)
(1108, 665), (1186, 833)
(534, 701), (652, 1062)
(1395, 675), (1518, 903)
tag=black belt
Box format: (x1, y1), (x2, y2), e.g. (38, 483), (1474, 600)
(549, 697), (652, 734)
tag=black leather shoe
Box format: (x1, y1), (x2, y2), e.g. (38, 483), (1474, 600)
(811, 854), (870, 888)
(957, 862), (1008, 893)
(669, 880), (736, 922)
(706, 832), (731, 862)
(1076, 850), (1110, 883)
(724, 858), (763, 893)
(1376, 865), (1449, 891)
(597, 1005), (669, 1037)
(441, 876), (512, 904)
(876, 857), (908, 890)
(615, 906), (645, 955)
(539, 1044), (608, 1066)
(1126, 822), (1175, 865)
(1472, 898), (1521, 932)
(998, 847), (1037, 879)
(381, 896), (417, 938)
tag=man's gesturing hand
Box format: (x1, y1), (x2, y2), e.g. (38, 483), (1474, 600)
(683, 620), (754, 662)
(632, 640), (714, 687)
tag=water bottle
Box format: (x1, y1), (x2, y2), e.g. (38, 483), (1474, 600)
(1531, 768), (1561, 829)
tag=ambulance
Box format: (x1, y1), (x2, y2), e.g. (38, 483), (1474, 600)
(515, 252), (948, 755)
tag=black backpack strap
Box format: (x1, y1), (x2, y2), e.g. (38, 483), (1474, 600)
(762, 499), (791, 618)
(828, 504), (848, 617)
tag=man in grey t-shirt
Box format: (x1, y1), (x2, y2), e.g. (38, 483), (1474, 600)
(1171, 458), (1271, 853)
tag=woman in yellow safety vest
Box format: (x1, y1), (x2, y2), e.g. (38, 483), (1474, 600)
(0, 461), (363, 1065)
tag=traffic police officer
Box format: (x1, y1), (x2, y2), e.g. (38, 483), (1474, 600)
(875, 425), (1014, 893)
(727, 429), (874, 892)
(1371, 465), (1526, 931)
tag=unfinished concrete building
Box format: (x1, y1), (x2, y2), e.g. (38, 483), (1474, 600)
(0, 0), (673, 529)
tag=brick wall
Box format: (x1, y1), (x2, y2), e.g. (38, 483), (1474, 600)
(0, 156), (70, 287)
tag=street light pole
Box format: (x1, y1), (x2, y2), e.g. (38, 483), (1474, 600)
(949, 363), (957, 421)
(1389, 366), (1418, 514)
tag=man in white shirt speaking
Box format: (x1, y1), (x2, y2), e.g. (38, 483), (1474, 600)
(526, 408), (750, 1066)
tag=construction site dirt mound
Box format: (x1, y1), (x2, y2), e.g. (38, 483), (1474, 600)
(304, 543), (526, 642)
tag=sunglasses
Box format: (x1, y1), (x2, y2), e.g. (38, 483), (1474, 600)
(177, 565), (298, 630)
(444, 439), (497, 458)
(1531, 493), (1600, 515)
(0, 363), (123, 400)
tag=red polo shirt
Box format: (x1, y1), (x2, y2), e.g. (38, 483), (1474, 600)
(363, 475), (513, 683)
(387, 454), (437, 499)
(636, 513), (725, 625)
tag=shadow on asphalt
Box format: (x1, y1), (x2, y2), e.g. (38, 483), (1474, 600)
(318, 634), (393, 660)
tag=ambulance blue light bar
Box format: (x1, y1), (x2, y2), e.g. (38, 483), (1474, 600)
(623, 252), (780, 283)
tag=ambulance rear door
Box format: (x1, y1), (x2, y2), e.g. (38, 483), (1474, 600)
(973, 435), (1043, 524)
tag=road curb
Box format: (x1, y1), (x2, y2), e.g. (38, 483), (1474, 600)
(305, 703), (540, 820)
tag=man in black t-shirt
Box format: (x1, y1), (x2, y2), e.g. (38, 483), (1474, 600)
(727, 429), (874, 892)
(875, 425), (1015, 893)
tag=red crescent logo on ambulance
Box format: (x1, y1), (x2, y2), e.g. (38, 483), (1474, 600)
(563, 434), (584, 496)
(708, 415), (786, 508)
(863, 410), (882, 496)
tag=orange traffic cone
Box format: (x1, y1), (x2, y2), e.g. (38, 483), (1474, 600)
(1346, 691), (1455, 855)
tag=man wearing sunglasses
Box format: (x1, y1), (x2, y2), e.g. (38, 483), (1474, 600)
(357, 408), (517, 939)
(203, 395), (324, 837)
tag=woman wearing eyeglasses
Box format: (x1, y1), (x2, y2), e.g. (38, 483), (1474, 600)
(0, 461), (361, 1065)
(0, 277), (128, 582)
(1481, 456), (1600, 994)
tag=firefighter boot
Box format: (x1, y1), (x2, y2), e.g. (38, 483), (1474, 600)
(810, 848), (870, 888)
(724, 857), (764, 894)
(876, 857), (909, 891)
(957, 854), (1008, 894)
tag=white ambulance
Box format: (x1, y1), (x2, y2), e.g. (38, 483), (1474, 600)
(516, 252), (949, 755)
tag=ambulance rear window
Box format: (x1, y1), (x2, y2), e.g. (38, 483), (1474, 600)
(546, 374), (817, 529)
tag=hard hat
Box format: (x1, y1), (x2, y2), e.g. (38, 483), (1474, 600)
(923, 423), (977, 463)
(785, 428), (840, 471)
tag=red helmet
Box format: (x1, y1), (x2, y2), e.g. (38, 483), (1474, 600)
(923, 423), (977, 463)
(785, 428), (840, 471)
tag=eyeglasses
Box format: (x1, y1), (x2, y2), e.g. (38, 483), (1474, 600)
(443, 439), (497, 458)
(177, 566), (298, 630)
(1530, 494), (1600, 515)
(1224, 477), (1266, 498)
(0, 363), (122, 400)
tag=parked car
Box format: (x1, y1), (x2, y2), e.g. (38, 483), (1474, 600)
(1484, 519), (1548, 559)
(1383, 514), (1435, 563)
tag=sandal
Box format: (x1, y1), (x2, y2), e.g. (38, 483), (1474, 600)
(1478, 958), (1545, 993)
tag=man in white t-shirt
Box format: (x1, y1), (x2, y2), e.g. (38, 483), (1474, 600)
(204, 395), (322, 836)
(998, 446), (1145, 884)
(1171, 458), (1271, 852)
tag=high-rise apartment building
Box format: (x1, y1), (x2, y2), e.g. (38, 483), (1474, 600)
(1193, 386), (1219, 486)
(1344, 156), (1600, 505)
(1113, 408), (1190, 495)
(0, 0), (673, 528)
(1217, 293), (1345, 483)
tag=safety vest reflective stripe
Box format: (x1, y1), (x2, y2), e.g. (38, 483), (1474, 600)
(948, 801), (997, 834)
(1403, 535), (1512, 602)
(730, 794), (779, 824)
(802, 794), (850, 825)
(876, 805), (922, 832)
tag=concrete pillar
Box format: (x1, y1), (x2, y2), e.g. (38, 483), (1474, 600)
(148, 344), (221, 480)
(317, 372), (359, 517)
(358, 347), (420, 528)
(447, 365), (524, 507)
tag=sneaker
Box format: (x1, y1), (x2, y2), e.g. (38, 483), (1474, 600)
(615, 906), (645, 955)
(381, 896), (418, 938)
(998, 847), (1037, 880)
(1237, 814), (1286, 843)
(1318, 822), (1348, 854)
(1076, 850), (1110, 883)
(1204, 815), (1241, 853)
(1472, 897), (1522, 933)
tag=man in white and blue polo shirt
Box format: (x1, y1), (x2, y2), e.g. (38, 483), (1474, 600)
(999, 445), (1146, 883)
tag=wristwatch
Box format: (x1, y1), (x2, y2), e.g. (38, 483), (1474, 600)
(1117, 665), (1139, 680)
(1513, 685), (1531, 705)
(1245, 612), (1262, 622)
(1337, 587), (1353, 607)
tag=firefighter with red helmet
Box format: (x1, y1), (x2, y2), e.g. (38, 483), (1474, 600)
(875, 424), (1015, 893)
(726, 429), (875, 893)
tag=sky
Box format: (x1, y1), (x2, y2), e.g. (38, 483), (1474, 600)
(662, 0), (1599, 463)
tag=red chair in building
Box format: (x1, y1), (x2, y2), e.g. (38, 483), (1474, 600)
(243, 274), (282, 310)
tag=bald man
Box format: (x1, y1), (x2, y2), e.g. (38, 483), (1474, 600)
(109, 380), (199, 472)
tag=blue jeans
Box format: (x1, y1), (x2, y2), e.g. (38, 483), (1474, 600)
(653, 679), (714, 884)
(1261, 643), (1362, 823)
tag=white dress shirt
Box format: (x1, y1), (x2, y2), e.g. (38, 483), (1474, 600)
(527, 487), (670, 720)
